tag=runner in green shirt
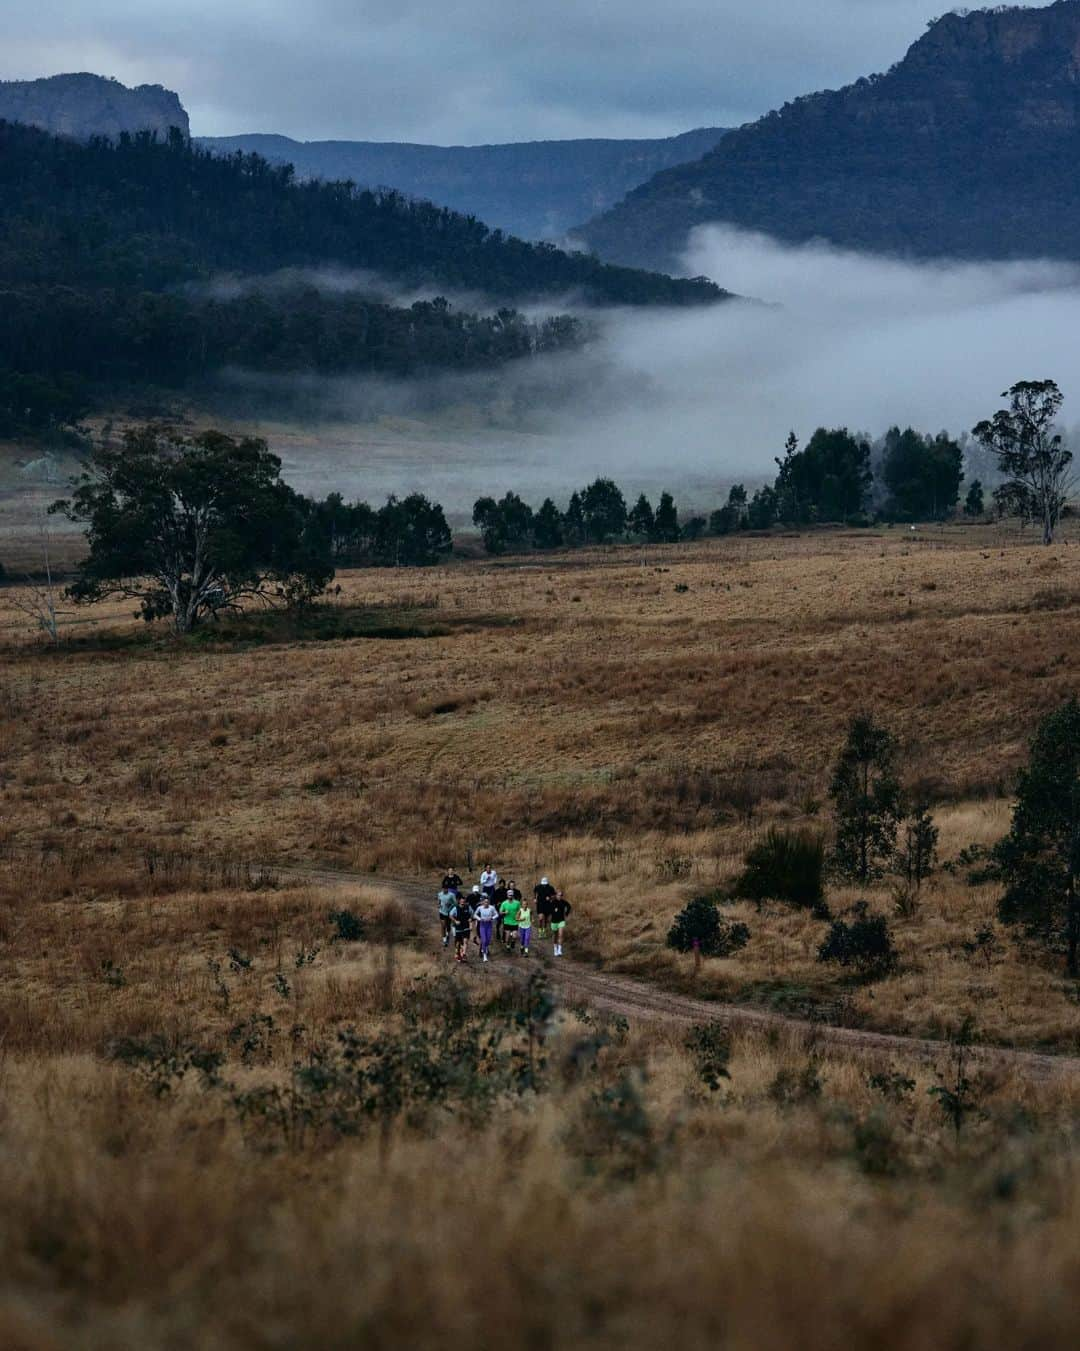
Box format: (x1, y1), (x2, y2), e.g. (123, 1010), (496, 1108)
(499, 894), (522, 951)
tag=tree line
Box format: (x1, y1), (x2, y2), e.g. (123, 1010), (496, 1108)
(712, 381), (1074, 544)
(472, 480), (685, 554)
(0, 286), (583, 435)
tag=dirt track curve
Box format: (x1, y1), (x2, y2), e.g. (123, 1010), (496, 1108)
(273, 863), (1080, 1083)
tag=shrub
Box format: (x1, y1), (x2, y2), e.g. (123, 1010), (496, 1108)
(731, 827), (826, 911)
(666, 896), (750, 957)
(817, 903), (898, 981)
(329, 909), (365, 943)
(685, 1023), (732, 1092)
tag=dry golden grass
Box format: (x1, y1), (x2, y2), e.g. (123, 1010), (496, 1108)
(2, 521), (1080, 1346)
(2, 523), (1078, 1047)
(0, 860), (1079, 1350)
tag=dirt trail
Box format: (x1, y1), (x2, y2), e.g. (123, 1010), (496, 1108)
(274, 863), (1080, 1083)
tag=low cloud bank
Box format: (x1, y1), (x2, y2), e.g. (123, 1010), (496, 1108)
(219, 226), (1080, 511)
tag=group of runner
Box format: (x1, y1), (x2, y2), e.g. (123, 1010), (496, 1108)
(436, 865), (572, 964)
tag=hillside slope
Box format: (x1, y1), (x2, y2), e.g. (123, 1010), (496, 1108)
(579, 1), (1080, 269)
(0, 72), (188, 139)
(0, 123), (727, 434)
(196, 128), (727, 241)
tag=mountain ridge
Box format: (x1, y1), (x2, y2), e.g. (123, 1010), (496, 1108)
(578, 0), (1080, 269)
(195, 127), (727, 241)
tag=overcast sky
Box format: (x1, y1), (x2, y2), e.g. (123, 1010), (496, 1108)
(0, 1), (1051, 144)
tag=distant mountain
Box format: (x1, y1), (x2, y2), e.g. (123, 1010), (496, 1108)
(0, 72), (188, 140)
(579, 1), (1080, 270)
(196, 128), (728, 241)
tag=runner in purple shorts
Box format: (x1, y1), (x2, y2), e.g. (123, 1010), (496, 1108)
(473, 898), (498, 963)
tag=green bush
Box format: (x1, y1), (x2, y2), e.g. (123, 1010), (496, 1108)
(732, 827), (826, 911)
(329, 909), (365, 943)
(667, 896), (750, 957)
(817, 903), (898, 980)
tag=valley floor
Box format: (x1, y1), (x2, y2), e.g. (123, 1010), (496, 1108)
(1, 520), (1079, 1347)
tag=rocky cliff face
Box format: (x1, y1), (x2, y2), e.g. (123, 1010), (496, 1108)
(0, 73), (189, 140)
(578, 1), (1080, 269)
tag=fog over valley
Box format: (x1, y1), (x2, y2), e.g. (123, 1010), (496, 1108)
(238, 228), (1080, 514)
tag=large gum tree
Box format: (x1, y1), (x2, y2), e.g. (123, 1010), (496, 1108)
(52, 426), (332, 634)
(972, 380), (1076, 545)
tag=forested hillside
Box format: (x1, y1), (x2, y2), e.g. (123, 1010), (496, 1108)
(0, 122), (726, 436)
(579, 1), (1080, 269)
(197, 127), (727, 241)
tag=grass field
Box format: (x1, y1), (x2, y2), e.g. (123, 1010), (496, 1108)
(1, 520), (1079, 1346)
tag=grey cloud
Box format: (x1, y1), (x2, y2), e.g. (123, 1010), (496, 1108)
(0, 2), (1052, 143)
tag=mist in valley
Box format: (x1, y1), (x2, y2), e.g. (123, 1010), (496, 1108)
(219, 227), (1080, 517)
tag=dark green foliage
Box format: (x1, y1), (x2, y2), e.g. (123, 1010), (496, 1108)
(899, 804), (939, 890)
(994, 696), (1080, 975)
(851, 1109), (902, 1177)
(580, 478), (628, 543)
(962, 924), (999, 970)
(627, 493), (655, 539)
(928, 1017), (981, 1136)
(562, 491), (586, 547)
(964, 479), (985, 517)
(329, 909), (365, 943)
(746, 485), (778, 530)
(666, 896), (750, 958)
(775, 428), (872, 524)
(52, 426), (334, 633)
(107, 1035), (224, 1097)
(308, 492), (450, 568)
(710, 484), (748, 535)
(992, 480), (1036, 524)
(652, 491), (680, 543)
(829, 714), (902, 882)
(818, 903), (898, 981)
(306, 495), (378, 566)
(685, 1023), (732, 1092)
(867, 1069), (916, 1102)
(575, 1072), (659, 1180)
(473, 491), (534, 555)
(231, 975), (546, 1148)
(973, 380), (1074, 545)
(732, 827), (826, 911)
(681, 515), (707, 540)
(767, 1054), (823, 1108)
(881, 427), (963, 520)
(0, 122), (721, 300)
(374, 494), (452, 566)
(533, 497), (564, 549)
(228, 1013), (278, 1066)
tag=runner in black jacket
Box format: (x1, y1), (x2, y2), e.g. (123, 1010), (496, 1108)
(534, 877), (555, 938)
(549, 891), (572, 957)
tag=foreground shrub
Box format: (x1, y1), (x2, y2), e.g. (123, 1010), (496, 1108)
(667, 896), (750, 957)
(685, 1023), (732, 1092)
(732, 827), (826, 911)
(817, 903), (898, 981)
